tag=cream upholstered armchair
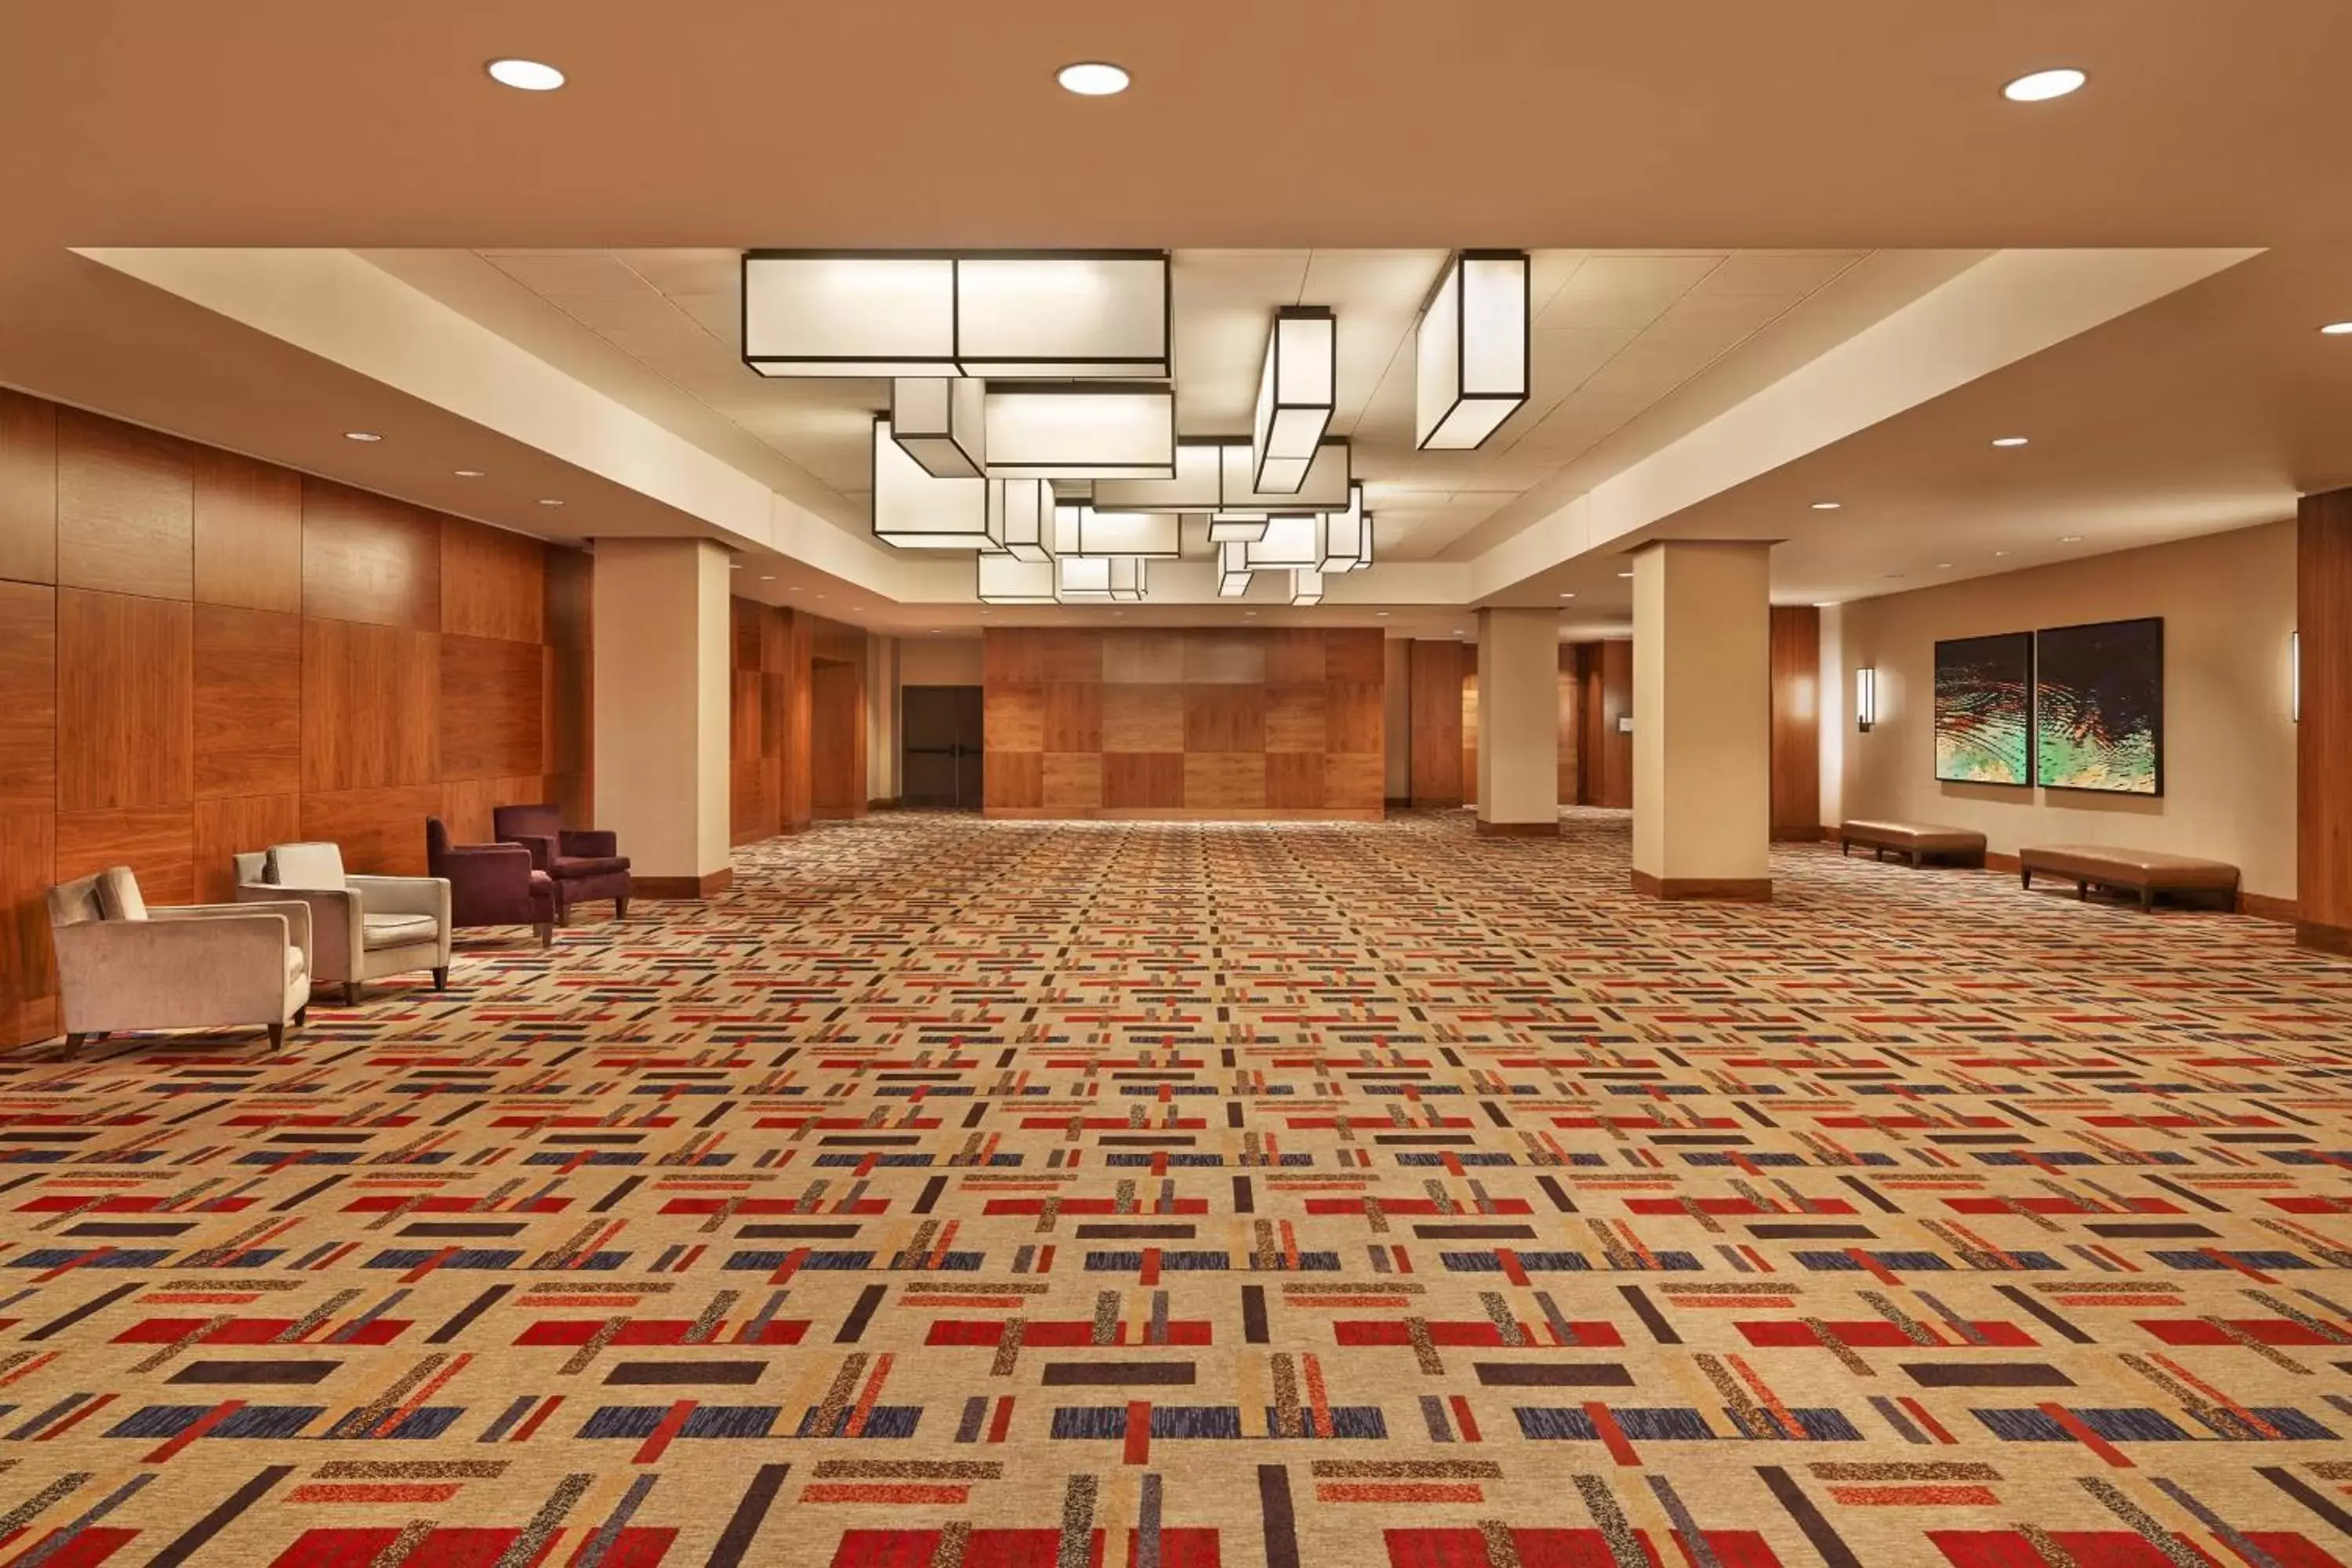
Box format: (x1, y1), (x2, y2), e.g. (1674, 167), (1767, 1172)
(234, 843), (452, 1004)
(48, 866), (313, 1052)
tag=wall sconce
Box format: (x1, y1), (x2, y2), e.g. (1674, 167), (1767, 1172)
(2292, 630), (2300, 723)
(1855, 666), (1878, 733)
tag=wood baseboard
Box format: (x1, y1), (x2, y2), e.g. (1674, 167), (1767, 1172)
(2239, 892), (2299, 924)
(1985, 851), (2022, 873)
(1384, 797), (1413, 808)
(637, 869), (733, 900)
(2296, 921), (2352, 957)
(1475, 819), (1559, 837)
(1631, 869), (1772, 902)
(1770, 826), (1824, 843)
(982, 807), (1385, 822)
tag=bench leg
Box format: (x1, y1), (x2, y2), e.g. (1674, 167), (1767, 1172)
(1911, 849), (1926, 869)
(1840, 840), (1850, 857)
(2076, 879), (2089, 901)
(2020, 866), (2032, 890)
(2140, 886), (2156, 913)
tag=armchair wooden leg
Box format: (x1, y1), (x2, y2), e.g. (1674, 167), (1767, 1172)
(345, 982), (361, 1006)
(64, 1032), (88, 1054)
(432, 967), (448, 991)
(535, 923), (554, 948)
(294, 1005), (308, 1028)
(615, 897), (630, 920)
(266, 1023), (285, 1051)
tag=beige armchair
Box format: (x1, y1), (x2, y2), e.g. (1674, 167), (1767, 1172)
(234, 843), (452, 1004)
(49, 866), (313, 1053)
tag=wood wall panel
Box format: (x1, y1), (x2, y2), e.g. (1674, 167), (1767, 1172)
(726, 601), (853, 840)
(2300, 490), (2352, 951)
(0, 390), (594, 1047)
(1769, 604), (1822, 838)
(1409, 640), (1468, 805)
(300, 479), (440, 630)
(191, 793), (302, 902)
(302, 619), (439, 793)
(812, 657), (866, 819)
(58, 590), (191, 811)
(1569, 641), (1634, 808)
(1557, 648), (1581, 806)
(193, 604), (302, 799)
(0, 583), (56, 811)
(192, 449), (301, 614)
(56, 805), (194, 906)
(985, 629), (1383, 819)
(441, 633), (545, 782)
(442, 518), (546, 642)
(0, 390), (57, 586)
(782, 612), (814, 831)
(56, 410), (193, 601)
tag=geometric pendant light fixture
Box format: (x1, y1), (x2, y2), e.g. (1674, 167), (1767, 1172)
(988, 479), (1054, 563)
(871, 416), (997, 550)
(891, 378), (987, 478)
(977, 554), (1059, 604)
(1251, 306), (1336, 494)
(1414, 250), (1530, 450)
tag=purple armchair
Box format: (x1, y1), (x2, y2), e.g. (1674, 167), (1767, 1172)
(426, 818), (558, 946)
(492, 803), (633, 922)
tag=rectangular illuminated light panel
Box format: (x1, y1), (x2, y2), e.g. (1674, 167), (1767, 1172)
(983, 385), (1177, 479)
(742, 250), (1171, 378)
(1051, 506), (1181, 560)
(977, 555), (1058, 604)
(891, 378), (986, 477)
(1290, 568), (1326, 605)
(1218, 540), (1252, 597)
(988, 479), (1053, 563)
(1055, 556), (1146, 602)
(1241, 514), (1323, 571)
(871, 416), (996, 550)
(1415, 250), (1530, 450)
(1252, 307), (1335, 494)
(1319, 485), (1371, 573)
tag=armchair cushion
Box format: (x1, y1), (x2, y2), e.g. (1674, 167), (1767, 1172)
(552, 854), (630, 879)
(265, 842), (348, 891)
(97, 867), (147, 921)
(363, 913), (441, 950)
(559, 829), (619, 859)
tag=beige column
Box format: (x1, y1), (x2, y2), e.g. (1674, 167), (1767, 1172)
(1632, 539), (1773, 899)
(591, 538), (733, 898)
(1475, 607), (1562, 835)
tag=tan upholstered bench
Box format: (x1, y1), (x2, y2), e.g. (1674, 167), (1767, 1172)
(2017, 845), (2240, 913)
(1838, 820), (1988, 869)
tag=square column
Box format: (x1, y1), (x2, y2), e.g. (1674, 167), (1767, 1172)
(1632, 540), (1772, 899)
(1475, 607), (1562, 835)
(592, 538), (733, 898)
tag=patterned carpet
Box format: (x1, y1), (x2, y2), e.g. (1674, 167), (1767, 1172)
(3, 808), (2352, 1566)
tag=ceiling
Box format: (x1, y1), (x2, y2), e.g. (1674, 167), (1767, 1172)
(2, 2), (2351, 637)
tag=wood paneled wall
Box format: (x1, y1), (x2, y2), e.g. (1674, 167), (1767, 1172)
(982, 628), (1385, 818)
(1769, 604), (1823, 840)
(2299, 489), (2352, 955)
(1555, 646), (1581, 804)
(0, 390), (590, 1047)
(1568, 641), (1633, 808)
(728, 602), (864, 843)
(1409, 639), (1473, 806)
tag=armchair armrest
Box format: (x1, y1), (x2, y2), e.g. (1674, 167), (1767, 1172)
(504, 833), (557, 872)
(155, 899), (313, 971)
(55, 912), (299, 1034)
(558, 828), (618, 858)
(349, 875), (452, 923)
(435, 844), (535, 895)
(238, 882), (358, 983)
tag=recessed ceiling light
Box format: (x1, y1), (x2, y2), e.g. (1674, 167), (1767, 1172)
(343, 431), (381, 443)
(2323, 322), (2352, 336)
(537, 498), (564, 507)
(1243, 611), (1258, 618)
(729, 563), (742, 572)
(453, 468), (485, 477)
(791, 586), (802, 592)
(1617, 571), (1634, 579)
(1810, 501), (1842, 511)
(1376, 611), (1390, 618)
(1936, 562), (1954, 569)
(1884, 572), (1906, 580)
(2059, 534), (2083, 543)
(2003, 67), (2086, 103)
(487, 58), (565, 92)
(929, 629), (942, 634)
(1993, 550), (2011, 557)
(1991, 436), (2030, 448)
(759, 575), (775, 581)
(1057, 61), (1130, 96)
(1559, 592), (1577, 599)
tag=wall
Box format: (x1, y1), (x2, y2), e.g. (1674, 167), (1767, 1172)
(1569, 641), (1633, 808)
(900, 636), (984, 687)
(0, 389), (588, 1047)
(1555, 647), (1580, 804)
(592, 539), (728, 888)
(981, 628), (1385, 818)
(2302, 493), (2352, 951)
(1839, 521), (2297, 900)
(1382, 638), (1410, 802)
(1408, 639), (1473, 805)
(1769, 604), (1822, 839)
(866, 635), (900, 804)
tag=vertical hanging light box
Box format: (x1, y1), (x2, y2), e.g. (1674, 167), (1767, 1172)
(742, 250), (1170, 378)
(977, 555), (1058, 604)
(1251, 307), (1336, 494)
(988, 479), (1053, 563)
(1207, 511), (1270, 543)
(1241, 514), (1323, 572)
(1290, 568), (1326, 606)
(1319, 485), (1371, 573)
(871, 416), (996, 550)
(891, 378), (987, 477)
(982, 384), (1178, 479)
(1056, 556), (1147, 602)
(1220, 438), (1352, 512)
(1414, 250), (1530, 450)
(1218, 540), (1253, 598)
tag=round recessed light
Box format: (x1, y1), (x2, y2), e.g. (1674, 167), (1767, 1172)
(2059, 534), (2083, 543)
(1376, 611), (1390, 618)
(2003, 67), (2086, 103)
(2323, 322), (2352, 336)
(1991, 436), (2031, 448)
(1559, 592), (1577, 599)
(1057, 61), (1130, 96)
(929, 629), (942, 634)
(1243, 611), (1258, 618)
(537, 498), (564, 507)
(487, 58), (565, 92)
(1810, 500), (1842, 511)
(343, 431), (382, 443)
(1936, 562), (1955, 569)
(1617, 571), (1635, 579)
(1993, 550), (2012, 557)
(453, 468), (485, 477)
(759, 575), (775, 581)
(729, 563), (742, 572)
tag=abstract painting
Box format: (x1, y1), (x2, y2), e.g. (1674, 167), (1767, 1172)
(2035, 616), (2163, 794)
(1933, 631), (2034, 785)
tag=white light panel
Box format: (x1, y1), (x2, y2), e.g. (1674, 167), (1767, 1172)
(1056, 555), (1147, 602)
(891, 377), (987, 478)
(871, 417), (996, 550)
(983, 384), (1177, 479)
(1251, 307), (1336, 495)
(1089, 439), (1225, 512)
(1218, 540), (1253, 598)
(1319, 485), (1370, 573)
(977, 555), (1058, 604)
(1242, 514), (1323, 571)
(1218, 440), (1352, 512)
(1207, 511), (1270, 543)
(1052, 506), (1181, 560)
(1415, 250), (1530, 450)
(1290, 568), (1326, 606)
(988, 479), (1053, 563)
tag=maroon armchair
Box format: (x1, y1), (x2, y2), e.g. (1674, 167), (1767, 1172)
(426, 818), (557, 947)
(492, 803), (632, 922)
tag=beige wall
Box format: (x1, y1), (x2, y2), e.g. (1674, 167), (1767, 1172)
(1477, 608), (1561, 826)
(868, 635), (901, 801)
(901, 635), (985, 687)
(1383, 637), (1411, 801)
(1634, 541), (1772, 883)
(1838, 521), (2296, 898)
(593, 537), (731, 881)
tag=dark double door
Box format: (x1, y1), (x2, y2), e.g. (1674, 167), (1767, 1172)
(902, 685), (984, 808)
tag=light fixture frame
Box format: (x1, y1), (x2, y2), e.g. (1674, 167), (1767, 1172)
(1319, 485), (1371, 573)
(1414, 249), (1531, 451)
(988, 479), (1054, 563)
(1242, 515), (1324, 572)
(1290, 568), (1326, 606)
(890, 377), (987, 478)
(1092, 438), (1353, 514)
(1252, 306), (1337, 494)
(742, 249), (1171, 379)
(870, 416), (998, 551)
(1052, 505), (1181, 561)
(1218, 540), (1253, 598)
(976, 554), (1059, 604)
(1207, 511), (1271, 543)
(1855, 667), (1878, 733)
(982, 383), (1178, 480)
(1055, 555), (1147, 603)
